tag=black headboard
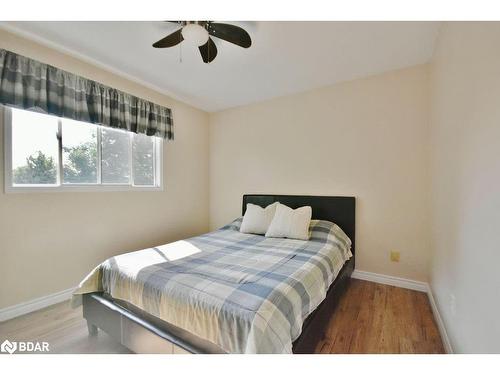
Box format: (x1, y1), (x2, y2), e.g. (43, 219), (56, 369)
(242, 194), (355, 254)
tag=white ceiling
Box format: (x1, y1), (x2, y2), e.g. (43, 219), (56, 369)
(1, 21), (440, 112)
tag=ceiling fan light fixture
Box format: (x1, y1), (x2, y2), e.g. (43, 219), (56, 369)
(181, 23), (209, 46)
(153, 21), (251, 63)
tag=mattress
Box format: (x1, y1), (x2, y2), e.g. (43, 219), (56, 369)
(72, 218), (352, 353)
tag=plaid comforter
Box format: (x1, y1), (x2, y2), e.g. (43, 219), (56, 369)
(72, 218), (352, 353)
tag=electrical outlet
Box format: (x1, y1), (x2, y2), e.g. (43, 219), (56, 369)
(390, 251), (400, 262)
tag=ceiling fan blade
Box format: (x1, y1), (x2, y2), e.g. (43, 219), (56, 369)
(208, 23), (252, 48)
(199, 37), (218, 63)
(152, 28), (184, 48)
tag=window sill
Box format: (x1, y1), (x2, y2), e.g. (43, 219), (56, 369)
(4, 184), (164, 193)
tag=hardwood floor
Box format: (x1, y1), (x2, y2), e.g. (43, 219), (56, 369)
(0, 279), (444, 354)
(315, 279), (444, 353)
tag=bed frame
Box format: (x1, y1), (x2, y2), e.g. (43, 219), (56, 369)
(82, 194), (355, 354)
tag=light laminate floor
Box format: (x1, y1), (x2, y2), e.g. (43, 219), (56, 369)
(0, 279), (444, 354)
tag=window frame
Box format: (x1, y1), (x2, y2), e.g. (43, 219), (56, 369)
(3, 106), (164, 193)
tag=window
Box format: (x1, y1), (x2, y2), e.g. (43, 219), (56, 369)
(3, 106), (163, 192)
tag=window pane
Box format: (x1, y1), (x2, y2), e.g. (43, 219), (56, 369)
(101, 127), (130, 184)
(132, 134), (155, 186)
(62, 119), (98, 184)
(11, 108), (59, 185)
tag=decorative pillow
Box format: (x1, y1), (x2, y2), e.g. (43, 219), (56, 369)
(265, 203), (312, 240)
(240, 202), (279, 235)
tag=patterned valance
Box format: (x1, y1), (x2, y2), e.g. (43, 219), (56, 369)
(0, 49), (173, 139)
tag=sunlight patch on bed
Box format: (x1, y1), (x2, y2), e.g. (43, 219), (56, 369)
(104, 241), (202, 279)
(155, 240), (202, 261)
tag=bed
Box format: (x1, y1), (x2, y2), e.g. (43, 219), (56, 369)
(73, 194), (355, 354)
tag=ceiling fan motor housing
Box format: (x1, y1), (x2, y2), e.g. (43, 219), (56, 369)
(181, 22), (210, 46)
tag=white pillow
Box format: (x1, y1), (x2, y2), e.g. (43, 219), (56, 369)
(265, 203), (312, 240)
(240, 202), (279, 235)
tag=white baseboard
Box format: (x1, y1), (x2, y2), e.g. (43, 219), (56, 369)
(352, 269), (428, 292)
(0, 287), (75, 322)
(426, 285), (454, 354)
(351, 268), (453, 353)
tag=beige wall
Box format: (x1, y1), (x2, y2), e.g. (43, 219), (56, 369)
(0, 30), (210, 308)
(429, 22), (500, 353)
(209, 65), (431, 282)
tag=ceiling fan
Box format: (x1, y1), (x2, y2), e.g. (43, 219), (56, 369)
(152, 21), (252, 63)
